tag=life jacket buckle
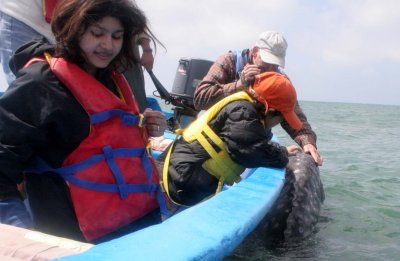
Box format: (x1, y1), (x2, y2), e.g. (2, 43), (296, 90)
(146, 143), (152, 157)
(139, 114), (145, 127)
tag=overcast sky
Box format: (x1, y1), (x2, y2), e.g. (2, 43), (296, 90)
(1, 0), (399, 105)
(136, 0), (400, 106)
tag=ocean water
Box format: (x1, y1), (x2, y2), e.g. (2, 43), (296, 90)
(228, 101), (400, 260)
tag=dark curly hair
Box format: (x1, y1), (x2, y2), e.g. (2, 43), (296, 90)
(51, 0), (159, 70)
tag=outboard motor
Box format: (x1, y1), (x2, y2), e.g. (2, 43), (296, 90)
(170, 58), (213, 108)
(168, 58), (213, 129)
(148, 58), (213, 130)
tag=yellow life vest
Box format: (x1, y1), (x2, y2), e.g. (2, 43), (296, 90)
(162, 91), (256, 202)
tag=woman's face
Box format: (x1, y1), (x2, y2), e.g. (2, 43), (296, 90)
(79, 16), (124, 75)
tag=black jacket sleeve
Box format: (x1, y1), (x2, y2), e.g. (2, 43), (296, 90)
(213, 100), (288, 169)
(0, 62), (88, 197)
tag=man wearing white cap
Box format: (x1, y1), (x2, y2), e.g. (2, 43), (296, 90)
(194, 31), (323, 166)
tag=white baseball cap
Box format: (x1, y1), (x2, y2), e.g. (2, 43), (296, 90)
(254, 31), (288, 68)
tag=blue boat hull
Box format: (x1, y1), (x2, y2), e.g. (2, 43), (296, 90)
(57, 165), (285, 261)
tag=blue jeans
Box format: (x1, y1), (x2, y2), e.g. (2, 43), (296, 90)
(0, 11), (43, 86)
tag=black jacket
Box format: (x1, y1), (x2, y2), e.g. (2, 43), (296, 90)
(158, 100), (289, 206)
(0, 39), (158, 241)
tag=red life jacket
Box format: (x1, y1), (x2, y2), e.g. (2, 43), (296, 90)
(43, 0), (58, 23)
(35, 57), (161, 241)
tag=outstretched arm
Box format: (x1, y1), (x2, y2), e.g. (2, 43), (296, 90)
(280, 102), (323, 166)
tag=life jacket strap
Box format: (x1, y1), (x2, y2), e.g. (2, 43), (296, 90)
(161, 136), (179, 204)
(28, 146), (155, 199)
(90, 109), (144, 127)
(194, 125), (242, 188)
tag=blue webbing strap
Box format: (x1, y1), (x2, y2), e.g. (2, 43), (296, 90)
(104, 147), (153, 186)
(90, 109), (144, 126)
(29, 147), (157, 198)
(102, 145), (129, 199)
(98, 147), (171, 216)
(61, 175), (158, 194)
(141, 151), (153, 183)
(30, 151), (172, 216)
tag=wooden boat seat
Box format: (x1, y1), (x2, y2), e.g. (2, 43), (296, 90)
(0, 224), (92, 261)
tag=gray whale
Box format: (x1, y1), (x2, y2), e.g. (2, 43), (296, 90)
(255, 152), (325, 244)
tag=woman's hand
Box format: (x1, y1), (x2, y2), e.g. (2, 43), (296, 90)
(143, 108), (166, 137)
(140, 50), (154, 71)
(138, 37), (154, 71)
